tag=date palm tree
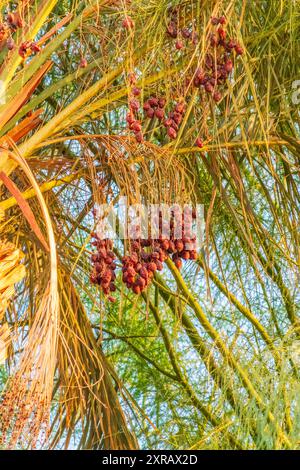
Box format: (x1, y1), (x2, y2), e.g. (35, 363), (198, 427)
(0, 0), (299, 450)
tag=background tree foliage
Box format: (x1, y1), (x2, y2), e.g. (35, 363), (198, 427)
(0, 0), (299, 449)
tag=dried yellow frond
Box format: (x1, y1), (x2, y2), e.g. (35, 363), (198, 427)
(0, 323), (10, 365)
(0, 241), (25, 320)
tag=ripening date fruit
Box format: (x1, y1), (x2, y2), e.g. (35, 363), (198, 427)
(19, 40), (41, 58)
(235, 44), (244, 55)
(132, 87), (141, 96)
(213, 90), (222, 102)
(122, 16), (134, 29)
(6, 37), (15, 50)
(129, 98), (139, 111)
(182, 28), (191, 39)
(195, 137), (204, 148)
(211, 16), (226, 26)
(80, 58), (88, 68)
(8, 12), (23, 28)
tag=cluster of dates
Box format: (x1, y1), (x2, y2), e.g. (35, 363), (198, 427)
(164, 101), (185, 140)
(0, 10), (42, 57)
(143, 96), (165, 121)
(122, 241), (164, 295)
(128, 91), (183, 143)
(166, 6), (199, 49)
(0, 10), (24, 51)
(126, 74), (145, 143)
(18, 40), (41, 58)
(192, 16), (244, 102)
(125, 12), (243, 145)
(90, 237), (117, 302)
(90, 209), (198, 301)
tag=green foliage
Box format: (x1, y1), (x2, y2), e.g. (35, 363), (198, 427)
(0, 0), (299, 450)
